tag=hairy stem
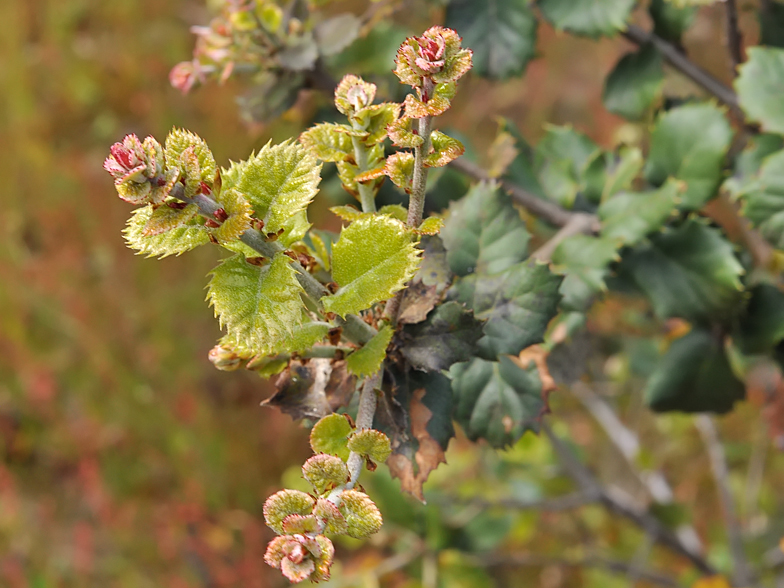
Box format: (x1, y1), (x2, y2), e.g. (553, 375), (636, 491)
(407, 79), (435, 228)
(350, 120), (378, 213)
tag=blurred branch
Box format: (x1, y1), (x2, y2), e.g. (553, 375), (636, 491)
(530, 213), (601, 262)
(448, 158), (591, 229)
(542, 422), (717, 576)
(623, 24), (741, 114)
(470, 552), (679, 587)
(442, 491), (595, 513)
(695, 415), (755, 587)
(724, 0), (744, 77)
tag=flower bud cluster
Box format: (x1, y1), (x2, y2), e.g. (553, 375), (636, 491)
(103, 134), (176, 205)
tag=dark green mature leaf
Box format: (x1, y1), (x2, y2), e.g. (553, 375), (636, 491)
(760, 2), (784, 48)
(451, 262), (563, 359)
(451, 356), (546, 447)
(620, 220), (743, 324)
(723, 134), (784, 199)
(445, 0), (537, 79)
(645, 103), (732, 209)
(739, 150), (784, 248)
(603, 45), (663, 120)
(602, 146), (644, 201)
(645, 329), (745, 413)
(399, 301), (484, 372)
(649, 0), (697, 42)
(551, 235), (620, 311)
(599, 179), (680, 246)
(441, 182), (530, 277)
(207, 253), (306, 355)
(735, 284), (784, 354)
(535, 126), (600, 208)
(736, 47), (784, 134)
(538, 0), (636, 38)
(500, 119), (547, 198)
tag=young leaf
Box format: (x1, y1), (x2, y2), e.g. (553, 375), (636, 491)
(441, 182), (530, 277)
(124, 205), (210, 258)
(347, 429), (392, 463)
(599, 179), (681, 246)
(142, 202), (199, 236)
(338, 490), (383, 538)
(310, 413), (353, 461)
(603, 45), (664, 120)
(385, 152), (415, 192)
(417, 217), (444, 235)
(645, 329), (745, 413)
(425, 131), (465, 168)
(300, 123), (355, 162)
(399, 301), (484, 372)
(551, 235), (620, 311)
(302, 454), (350, 495)
(445, 0), (537, 79)
(313, 499), (348, 535)
(322, 215), (420, 317)
(538, 0), (636, 38)
(450, 355), (547, 448)
(164, 128), (216, 183)
(645, 103), (732, 209)
(207, 253), (305, 355)
(619, 220), (744, 323)
(346, 325), (393, 377)
(221, 141), (321, 234)
(738, 150), (784, 248)
(263, 489), (316, 534)
(212, 188), (252, 243)
(736, 47), (784, 134)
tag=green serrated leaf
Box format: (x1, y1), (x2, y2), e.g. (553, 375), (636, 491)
(142, 203), (199, 236)
(207, 253), (305, 356)
(535, 126), (601, 208)
(619, 220), (744, 323)
(552, 235), (620, 311)
(310, 413), (353, 461)
(451, 262), (563, 359)
(213, 188), (252, 243)
(417, 217), (444, 235)
(737, 48), (784, 135)
(450, 356), (546, 448)
(645, 103), (732, 209)
(221, 141), (321, 234)
(723, 134), (783, 199)
(400, 301), (484, 372)
(300, 123), (355, 163)
(738, 150), (784, 248)
(377, 204), (408, 223)
(441, 182), (530, 277)
(425, 131), (465, 168)
(364, 103), (401, 145)
(539, 0), (636, 38)
(649, 0), (697, 42)
(322, 215), (420, 317)
(164, 128), (216, 183)
(735, 284), (784, 354)
(602, 147), (644, 201)
(279, 209), (312, 248)
(124, 205), (211, 258)
(339, 490), (382, 538)
(645, 329), (745, 413)
(603, 45), (664, 120)
(330, 205), (364, 222)
(347, 429), (392, 463)
(599, 179), (681, 246)
(346, 325), (393, 377)
(501, 119), (547, 198)
(445, 0), (537, 79)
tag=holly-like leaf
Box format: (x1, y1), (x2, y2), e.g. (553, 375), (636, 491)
(736, 47), (784, 134)
(300, 123), (355, 162)
(322, 215), (420, 317)
(603, 45), (663, 120)
(263, 489), (316, 534)
(538, 0), (636, 38)
(535, 126), (601, 208)
(221, 141), (321, 234)
(599, 179), (681, 246)
(441, 182), (530, 277)
(310, 413), (353, 461)
(619, 220), (744, 323)
(164, 128), (216, 183)
(450, 355), (547, 448)
(399, 301), (484, 372)
(738, 150), (784, 248)
(602, 146), (644, 200)
(735, 284), (784, 354)
(649, 0), (697, 42)
(645, 329), (745, 413)
(445, 0), (537, 79)
(207, 253), (305, 355)
(338, 490), (383, 538)
(142, 202), (199, 236)
(347, 429), (392, 463)
(450, 262), (563, 359)
(645, 103), (732, 209)
(551, 235), (620, 311)
(124, 205), (210, 258)
(346, 325), (393, 377)
(302, 454), (350, 495)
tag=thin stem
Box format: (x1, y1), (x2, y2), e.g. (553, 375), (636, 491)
(345, 372), (381, 489)
(696, 415), (755, 587)
(724, 0), (744, 77)
(407, 79), (435, 228)
(350, 134), (377, 213)
(623, 24), (741, 114)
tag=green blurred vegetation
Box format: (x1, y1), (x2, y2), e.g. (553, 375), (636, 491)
(3, 1), (784, 587)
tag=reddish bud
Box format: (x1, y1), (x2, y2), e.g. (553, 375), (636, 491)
(205, 219), (221, 228)
(213, 208), (228, 222)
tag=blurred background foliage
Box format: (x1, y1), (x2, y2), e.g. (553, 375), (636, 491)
(2, 0), (784, 586)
